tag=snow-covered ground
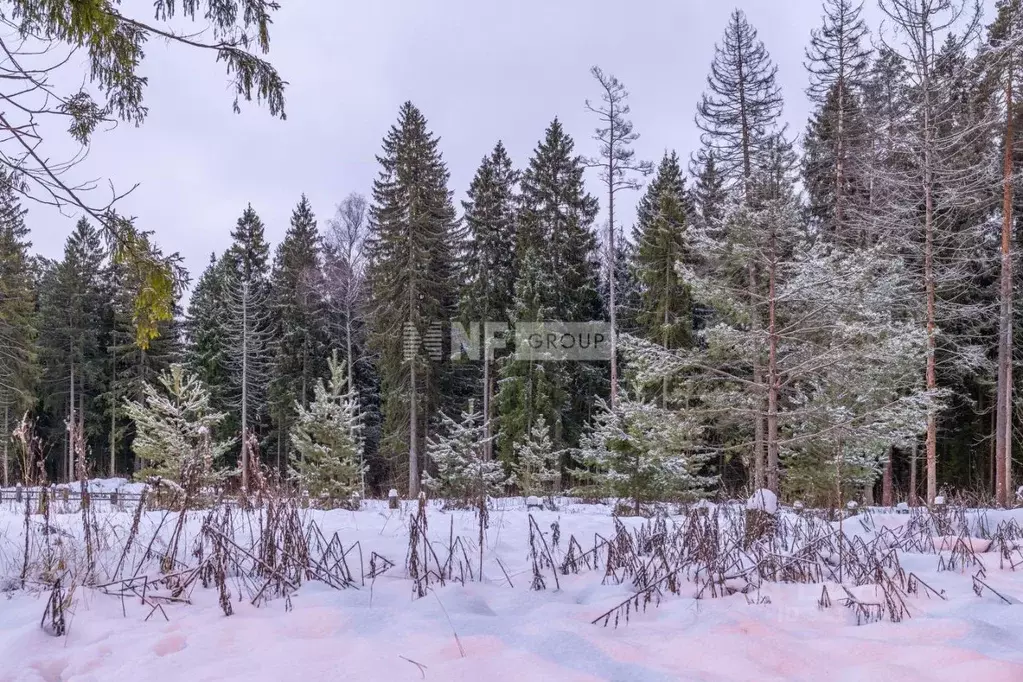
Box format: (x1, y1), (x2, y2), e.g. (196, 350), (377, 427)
(1, 488), (1023, 681)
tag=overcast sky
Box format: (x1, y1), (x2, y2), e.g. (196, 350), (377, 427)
(31, 0), (997, 297)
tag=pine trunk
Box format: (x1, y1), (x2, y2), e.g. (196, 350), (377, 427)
(608, 171), (618, 409)
(78, 383), (85, 481)
(766, 230), (780, 494)
(909, 440), (919, 507)
(836, 73), (845, 238)
(750, 265), (766, 491)
(882, 446), (894, 507)
(2, 406), (7, 488)
(110, 346), (117, 478)
(483, 352), (492, 461)
(735, 33), (764, 490)
(997, 70), (1015, 507)
(241, 281), (249, 492)
(345, 312), (364, 494)
(409, 354), (420, 498)
(68, 357), (75, 483)
(662, 304), (670, 408)
(923, 72), (938, 506)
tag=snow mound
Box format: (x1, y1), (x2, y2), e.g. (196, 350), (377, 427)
(932, 536), (992, 553)
(746, 489), (778, 515)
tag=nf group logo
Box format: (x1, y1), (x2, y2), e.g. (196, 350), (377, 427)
(514, 322), (611, 361)
(402, 321), (612, 363)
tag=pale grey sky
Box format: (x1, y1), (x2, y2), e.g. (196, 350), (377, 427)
(30, 0), (996, 294)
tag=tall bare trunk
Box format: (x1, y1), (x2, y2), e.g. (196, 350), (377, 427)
(836, 74), (846, 237)
(108, 343), (116, 478)
(409, 355), (420, 498)
(909, 440), (919, 507)
(68, 357), (75, 483)
(766, 231), (780, 494)
(734, 34), (765, 491)
(662, 303), (670, 408)
(608, 174), (618, 409)
(2, 406), (8, 488)
(882, 446), (894, 506)
(78, 381), (84, 480)
(483, 352), (492, 460)
(749, 265), (766, 489)
(241, 281), (249, 491)
(923, 72), (938, 506)
(345, 312), (365, 494)
(997, 70), (1015, 506)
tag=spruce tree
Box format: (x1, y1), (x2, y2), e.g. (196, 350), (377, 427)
(0, 174), (36, 486)
(366, 102), (459, 496)
(124, 364), (232, 498)
(322, 193), (377, 491)
(106, 261), (183, 475)
(512, 415), (564, 497)
(185, 254), (231, 416)
(422, 408), (509, 504)
(857, 47), (910, 248)
(37, 219), (110, 481)
(691, 148), (727, 231)
(803, 0), (872, 241)
(633, 152), (693, 405)
(289, 353), (364, 506)
(516, 119), (602, 323)
(222, 205), (274, 487)
(269, 195), (329, 468)
(498, 119), (602, 464)
(459, 141), (519, 460)
(695, 10), (786, 489)
(576, 396), (712, 510)
(497, 245), (569, 463)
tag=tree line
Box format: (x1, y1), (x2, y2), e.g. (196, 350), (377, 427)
(4, 0), (1023, 508)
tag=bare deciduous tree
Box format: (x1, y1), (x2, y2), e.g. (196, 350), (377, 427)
(585, 66), (652, 408)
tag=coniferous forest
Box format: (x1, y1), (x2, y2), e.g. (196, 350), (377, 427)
(8, 0), (1023, 510)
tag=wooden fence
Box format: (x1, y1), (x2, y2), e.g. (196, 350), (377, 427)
(0, 488), (144, 505)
